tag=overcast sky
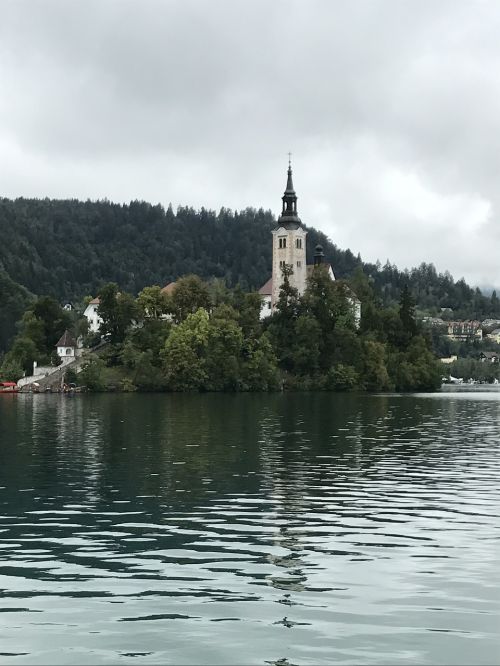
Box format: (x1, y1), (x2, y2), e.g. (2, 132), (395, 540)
(1, 0), (499, 287)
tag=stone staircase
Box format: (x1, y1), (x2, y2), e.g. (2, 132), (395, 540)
(17, 340), (108, 391)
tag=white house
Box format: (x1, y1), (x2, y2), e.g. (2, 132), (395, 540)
(55, 330), (79, 364)
(259, 161), (361, 326)
(84, 297), (102, 333)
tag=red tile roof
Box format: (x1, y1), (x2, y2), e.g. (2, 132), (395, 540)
(258, 277), (273, 295)
(161, 282), (177, 294)
(55, 330), (77, 348)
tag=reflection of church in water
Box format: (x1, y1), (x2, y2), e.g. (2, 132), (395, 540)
(259, 160), (361, 322)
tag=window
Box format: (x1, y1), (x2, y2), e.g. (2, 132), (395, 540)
(279, 237), (287, 249)
(267, 301), (271, 309)
(296, 238), (302, 249)
(65, 348), (72, 355)
(279, 260), (285, 268)
(297, 261), (302, 268)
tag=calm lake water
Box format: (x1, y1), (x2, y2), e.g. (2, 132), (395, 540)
(0, 392), (499, 665)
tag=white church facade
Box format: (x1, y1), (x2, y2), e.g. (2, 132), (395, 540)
(259, 162), (361, 325)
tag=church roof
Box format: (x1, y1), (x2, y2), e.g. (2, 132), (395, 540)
(274, 220), (303, 231)
(306, 263), (333, 278)
(274, 160), (303, 231)
(161, 282), (177, 294)
(89, 297), (100, 305)
(56, 330), (77, 348)
(258, 277), (273, 296)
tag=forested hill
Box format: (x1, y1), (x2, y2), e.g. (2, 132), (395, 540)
(1, 196), (499, 323)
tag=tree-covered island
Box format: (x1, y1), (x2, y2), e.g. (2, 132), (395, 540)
(0, 266), (442, 393)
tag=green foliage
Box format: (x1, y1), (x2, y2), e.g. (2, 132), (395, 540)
(78, 357), (106, 391)
(2, 261), (444, 393)
(120, 377), (137, 392)
(170, 275), (211, 323)
(240, 333), (280, 391)
(163, 308), (210, 391)
(291, 315), (322, 375)
(326, 364), (359, 391)
(361, 340), (391, 391)
(0, 296), (71, 377)
(137, 285), (170, 320)
(0, 271), (33, 353)
(266, 264), (300, 371)
(447, 357), (500, 383)
(64, 367), (78, 385)
(399, 284), (418, 341)
(0, 356), (24, 382)
(388, 337), (442, 391)
(97, 283), (138, 343)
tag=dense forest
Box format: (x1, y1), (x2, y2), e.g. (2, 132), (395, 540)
(1, 196), (499, 355)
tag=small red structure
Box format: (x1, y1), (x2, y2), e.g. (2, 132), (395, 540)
(0, 382), (18, 393)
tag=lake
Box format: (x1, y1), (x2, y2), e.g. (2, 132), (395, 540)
(0, 392), (499, 665)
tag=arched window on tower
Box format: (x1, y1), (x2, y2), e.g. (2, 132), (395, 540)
(296, 238), (302, 249)
(279, 237), (287, 249)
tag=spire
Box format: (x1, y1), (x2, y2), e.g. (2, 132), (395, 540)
(280, 157), (298, 220)
(314, 244), (325, 266)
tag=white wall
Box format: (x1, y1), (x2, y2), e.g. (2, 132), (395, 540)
(271, 226), (307, 307)
(260, 295), (272, 320)
(84, 303), (102, 333)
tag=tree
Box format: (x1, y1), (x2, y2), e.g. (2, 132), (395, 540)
(162, 308), (210, 391)
(232, 288), (262, 340)
(399, 284), (418, 340)
(137, 285), (170, 320)
(267, 264), (300, 371)
(291, 315), (322, 376)
(302, 267), (354, 370)
(361, 340), (391, 391)
(241, 333), (279, 391)
(97, 283), (138, 343)
(327, 363), (359, 391)
(78, 357), (106, 391)
(205, 314), (244, 391)
(170, 275), (211, 323)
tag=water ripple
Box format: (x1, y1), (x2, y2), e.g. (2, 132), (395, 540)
(0, 392), (499, 664)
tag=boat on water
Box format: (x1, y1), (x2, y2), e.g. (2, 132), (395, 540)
(0, 381), (19, 394)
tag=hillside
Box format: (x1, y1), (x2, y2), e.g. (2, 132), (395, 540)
(1, 196), (499, 352)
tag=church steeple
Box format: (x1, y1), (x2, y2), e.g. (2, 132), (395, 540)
(280, 158), (299, 220)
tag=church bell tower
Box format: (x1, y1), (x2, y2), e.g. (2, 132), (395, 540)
(271, 159), (307, 307)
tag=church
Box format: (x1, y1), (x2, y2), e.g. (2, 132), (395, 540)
(259, 161), (361, 324)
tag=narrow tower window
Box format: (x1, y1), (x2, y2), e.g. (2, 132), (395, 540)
(296, 238), (302, 249)
(279, 237), (287, 249)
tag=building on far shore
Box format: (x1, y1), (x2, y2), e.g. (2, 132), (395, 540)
(440, 355), (458, 364)
(486, 328), (500, 344)
(446, 321), (483, 342)
(84, 297), (102, 333)
(479, 351), (499, 363)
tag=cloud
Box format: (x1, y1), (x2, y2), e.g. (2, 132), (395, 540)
(0, 0), (499, 286)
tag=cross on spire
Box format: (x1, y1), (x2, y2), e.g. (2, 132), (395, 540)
(288, 151), (292, 167)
